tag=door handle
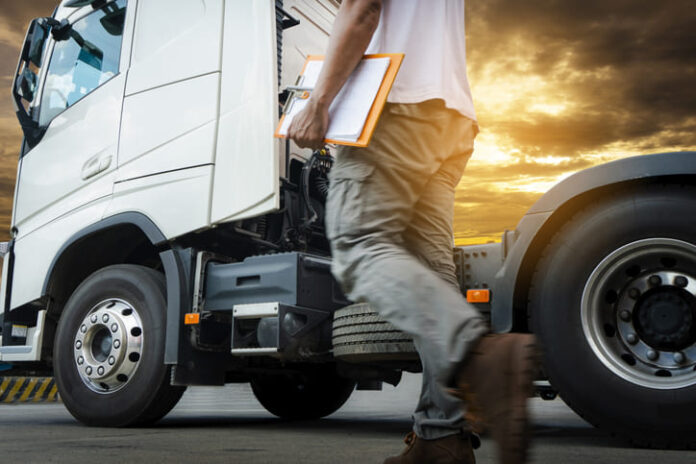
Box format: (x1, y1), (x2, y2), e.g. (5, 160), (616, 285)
(82, 155), (112, 180)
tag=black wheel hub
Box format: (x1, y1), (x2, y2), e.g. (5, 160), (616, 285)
(635, 289), (696, 351)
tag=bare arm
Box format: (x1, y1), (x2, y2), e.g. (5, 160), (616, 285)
(287, 0), (382, 149)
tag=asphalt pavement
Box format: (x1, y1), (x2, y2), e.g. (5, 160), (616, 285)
(0, 373), (693, 463)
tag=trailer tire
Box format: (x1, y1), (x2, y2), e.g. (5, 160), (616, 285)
(332, 303), (418, 362)
(250, 366), (355, 420)
(530, 184), (696, 449)
(53, 265), (185, 427)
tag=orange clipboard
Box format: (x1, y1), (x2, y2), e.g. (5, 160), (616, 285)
(274, 53), (404, 148)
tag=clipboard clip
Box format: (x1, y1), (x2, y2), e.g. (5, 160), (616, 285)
(281, 79), (314, 115)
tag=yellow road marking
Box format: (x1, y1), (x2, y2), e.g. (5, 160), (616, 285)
(33, 378), (52, 402)
(47, 384), (59, 402)
(5, 378), (25, 403)
(0, 378), (10, 398)
(18, 377), (38, 402)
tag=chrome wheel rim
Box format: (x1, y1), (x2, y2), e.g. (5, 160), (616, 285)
(73, 299), (144, 394)
(581, 238), (696, 389)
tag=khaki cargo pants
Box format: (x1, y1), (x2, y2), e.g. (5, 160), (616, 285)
(326, 99), (488, 439)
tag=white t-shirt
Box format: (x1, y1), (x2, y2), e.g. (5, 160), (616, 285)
(365, 0), (476, 121)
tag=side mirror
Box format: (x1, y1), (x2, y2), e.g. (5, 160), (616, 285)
(13, 17), (53, 148)
(17, 68), (38, 103)
(21, 18), (50, 67)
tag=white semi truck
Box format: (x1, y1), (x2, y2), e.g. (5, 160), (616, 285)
(3, 0), (696, 449)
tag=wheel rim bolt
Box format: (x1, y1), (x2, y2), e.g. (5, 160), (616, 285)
(675, 276), (688, 288)
(674, 352), (686, 364)
(77, 356), (84, 365)
(86, 366), (93, 375)
(626, 333), (638, 344)
(90, 315), (98, 323)
(75, 340), (82, 349)
(647, 349), (659, 361)
(649, 275), (662, 286)
(108, 356), (115, 366)
(628, 288), (641, 299)
(111, 323), (118, 333)
(619, 310), (632, 322)
(97, 366), (104, 376)
(113, 340), (121, 349)
(80, 324), (87, 333)
(102, 314), (110, 323)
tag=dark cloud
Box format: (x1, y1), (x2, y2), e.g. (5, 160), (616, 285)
(0, 1), (58, 42)
(467, 0), (696, 157)
(454, 186), (542, 241)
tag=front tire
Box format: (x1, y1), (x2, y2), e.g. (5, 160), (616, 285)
(54, 265), (185, 427)
(530, 184), (696, 448)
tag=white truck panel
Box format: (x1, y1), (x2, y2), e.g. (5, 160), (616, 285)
(10, 198), (110, 310)
(210, 0), (279, 224)
(118, 121), (218, 183)
(118, 72), (220, 177)
(13, 73), (125, 238)
(125, 0), (223, 96)
(106, 165), (213, 240)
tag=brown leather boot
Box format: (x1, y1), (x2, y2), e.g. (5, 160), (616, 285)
(383, 431), (476, 464)
(451, 334), (538, 464)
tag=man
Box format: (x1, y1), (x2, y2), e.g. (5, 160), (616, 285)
(287, 1), (537, 463)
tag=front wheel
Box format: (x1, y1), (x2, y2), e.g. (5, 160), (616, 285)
(531, 184), (696, 448)
(54, 265), (185, 426)
(251, 366), (355, 420)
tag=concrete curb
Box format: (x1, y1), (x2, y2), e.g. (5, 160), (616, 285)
(0, 377), (61, 404)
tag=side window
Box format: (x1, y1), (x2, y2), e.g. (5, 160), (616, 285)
(39, 0), (127, 126)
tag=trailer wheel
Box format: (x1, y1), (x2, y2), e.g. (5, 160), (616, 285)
(530, 184), (696, 448)
(250, 366), (355, 420)
(53, 265), (185, 426)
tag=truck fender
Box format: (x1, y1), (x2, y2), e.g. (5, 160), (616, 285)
(40, 212), (192, 365)
(492, 151), (696, 332)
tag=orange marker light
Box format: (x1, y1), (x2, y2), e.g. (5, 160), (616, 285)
(466, 289), (491, 304)
(184, 313), (200, 325)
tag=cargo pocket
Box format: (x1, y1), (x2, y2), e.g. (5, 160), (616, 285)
(326, 162), (376, 240)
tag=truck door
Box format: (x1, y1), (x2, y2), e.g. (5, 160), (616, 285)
(12, 1), (128, 239)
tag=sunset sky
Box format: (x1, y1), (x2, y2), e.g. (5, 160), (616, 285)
(0, 1), (694, 245)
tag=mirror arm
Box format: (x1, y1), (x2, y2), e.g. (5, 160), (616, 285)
(12, 92), (43, 148)
(45, 18), (72, 42)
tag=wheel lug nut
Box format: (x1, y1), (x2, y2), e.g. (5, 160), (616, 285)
(113, 340), (121, 349)
(102, 314), (110, 323)
(675, 276), (688, 288)
(108, 356), (115, 366)
(626, 333), (638, 344)
(80, 324), (87, 333)
(86, 366), (93, 375)
(77, 356), (84, 365)
(75, 340), (82, 349)
(628, 288), (641, 299)
(111, 323), (118, 333)
(647, 349), (659, 361)
(90, 315), (98, 323)
(97, 366), (105, 376)
(649, 275), (662, 286)
(619, 310), (632, 322)
(674, 352), (686, 364)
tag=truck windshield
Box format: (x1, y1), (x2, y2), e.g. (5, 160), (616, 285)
(38, 0), (126, 126)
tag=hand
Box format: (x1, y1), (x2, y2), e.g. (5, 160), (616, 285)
(286, 99), (330, 150)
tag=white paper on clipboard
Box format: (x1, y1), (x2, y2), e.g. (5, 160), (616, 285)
(278, 57), (391, 142)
